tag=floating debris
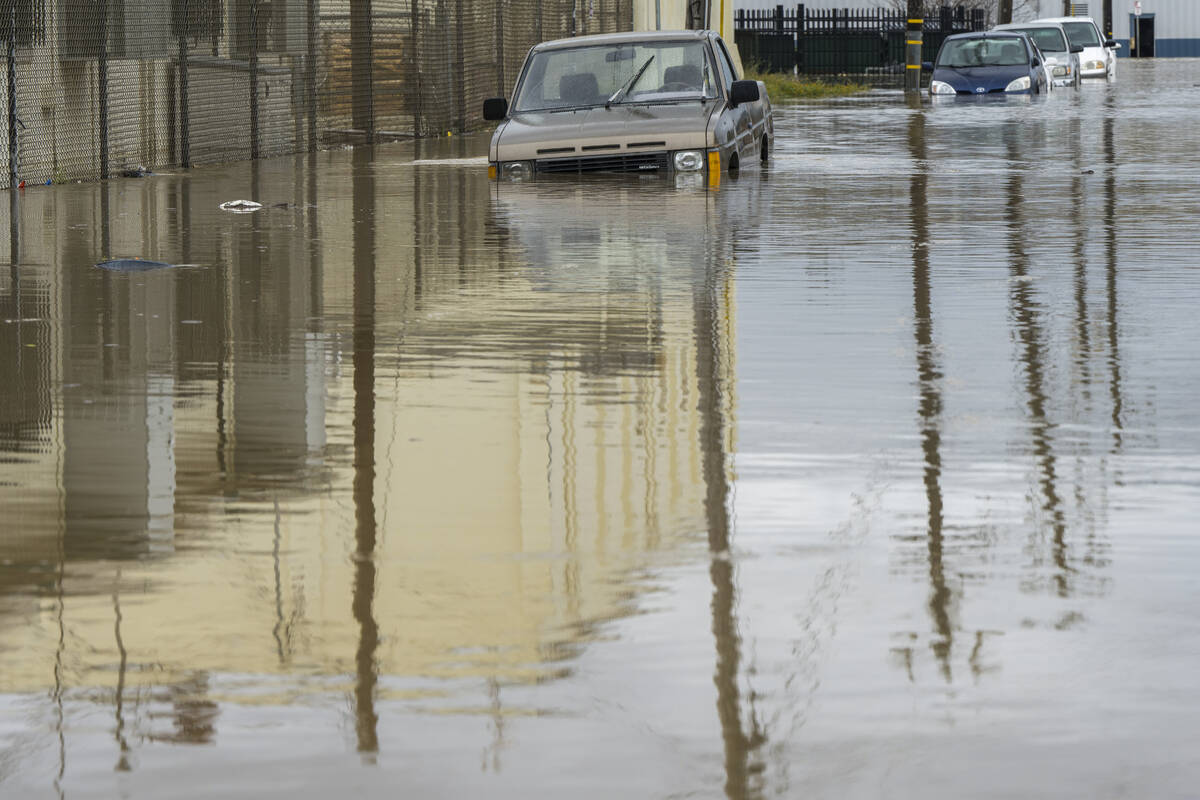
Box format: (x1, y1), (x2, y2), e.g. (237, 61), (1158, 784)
(95, 258), (174, 272)
(219, 199), (263, 213)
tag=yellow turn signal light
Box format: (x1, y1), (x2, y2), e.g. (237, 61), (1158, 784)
(707, 151), (721, 188)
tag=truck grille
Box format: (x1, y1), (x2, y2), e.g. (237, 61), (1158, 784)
(535, 151), (670, 174)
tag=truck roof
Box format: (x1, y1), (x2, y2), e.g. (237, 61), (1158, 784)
(532, 29), (712, 52)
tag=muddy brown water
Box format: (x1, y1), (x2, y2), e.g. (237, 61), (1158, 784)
(2, 59), (1198, 798)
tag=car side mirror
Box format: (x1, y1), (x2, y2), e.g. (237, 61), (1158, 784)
(1071, 44), (1085, 53)
(483, 98), (508, 121)
(922, 61), (933, 71)
(1031, 57), (1040, 67)
(729, 80), (759, 107)
(1105, 39), (1119, 48)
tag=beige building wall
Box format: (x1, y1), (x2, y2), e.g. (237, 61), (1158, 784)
(631, 0), (742, 71)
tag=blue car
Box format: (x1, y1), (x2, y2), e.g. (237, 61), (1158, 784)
(925, 32), (1049, 97)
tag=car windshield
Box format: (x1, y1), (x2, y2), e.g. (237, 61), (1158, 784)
(512, 40), (717, 112)
(937, 37), (1029, 67)
(1062, 21), (1102, 47)
(1011, 27), (1068, 52)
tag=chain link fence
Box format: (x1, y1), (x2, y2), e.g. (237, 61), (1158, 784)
(0, 0), (632, 188)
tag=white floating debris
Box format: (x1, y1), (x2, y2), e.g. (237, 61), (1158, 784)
(219, 199), (263, 213)
(181, 320), (203, 325)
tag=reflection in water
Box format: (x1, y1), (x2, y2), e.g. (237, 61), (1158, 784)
(351, 145), (380, 756)
(1004, 124), (1073, 599)
(112, 580), (132, 772)
(695, 222), (764, 799)
(1102, 101), (1124, 454)
(0, 64), (1196, 797)
(906, 104), (955, 682)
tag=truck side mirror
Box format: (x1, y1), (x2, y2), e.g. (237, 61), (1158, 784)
(483, 98), (508, 121)
(729, 80), (759, 106)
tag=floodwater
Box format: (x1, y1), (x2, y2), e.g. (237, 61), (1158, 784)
(2, 59), (1199, 798)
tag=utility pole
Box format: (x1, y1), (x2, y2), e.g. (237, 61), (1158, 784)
(999, 0), (1013, 25)
(905, 0), (923, 94)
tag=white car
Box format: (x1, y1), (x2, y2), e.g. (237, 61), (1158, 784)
(1033, 16), (1120, 79)
(993, 22), (1082, 87)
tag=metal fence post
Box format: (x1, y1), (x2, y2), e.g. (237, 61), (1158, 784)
(178, 0), (191, 168)
(796, 3), (804, 73)
(411, 0), (421, 136)
(350, 0), (375, 141)
(307, 0), (318, 150)
(495, 1), (504, 95)
(454, 0), (464, 131)
(6, 7), (16, 188)
(99, 0), (109, 179)
(250, 0), (260, 159)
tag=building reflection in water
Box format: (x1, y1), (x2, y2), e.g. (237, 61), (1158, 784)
(0, 146), (750, 790)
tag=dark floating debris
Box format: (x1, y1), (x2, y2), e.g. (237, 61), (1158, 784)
(95, 258), (174, 272)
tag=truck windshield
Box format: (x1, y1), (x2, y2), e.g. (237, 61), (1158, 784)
(512, 40), (716, 112)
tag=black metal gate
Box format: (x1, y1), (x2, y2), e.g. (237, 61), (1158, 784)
(734, 4), (986, 80)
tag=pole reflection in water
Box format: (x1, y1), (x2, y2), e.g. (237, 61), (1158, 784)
(906, 103), (955, 682)
(1003, 124), (1071, 599)
(112, 577), (131, 772)
(695, 205), (764, 800)
(351, 145), (380, 757)
(1069, 113), (1093, 406)
(1102, 101), (1124, 454)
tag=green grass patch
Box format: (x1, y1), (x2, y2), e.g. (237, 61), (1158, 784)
(747, 69), (869, 100)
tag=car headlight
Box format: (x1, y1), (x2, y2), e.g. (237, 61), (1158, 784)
(1005, 76), (1031, 92)
(929, 80), (955, 96)
(673, 150), (704, 172)
(1052, 66), (1068, 77)
(1087, 60), (1103, 70)
(501, 161), (533, 180)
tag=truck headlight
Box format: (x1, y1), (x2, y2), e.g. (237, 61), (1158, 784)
(929, 80), (955, 95)
(673, 150), (704, 172)
(1005, 76), (1031, 92)
(501, 161), (533, 180)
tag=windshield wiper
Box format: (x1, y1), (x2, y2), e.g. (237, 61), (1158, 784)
(606, 55), (654, 109)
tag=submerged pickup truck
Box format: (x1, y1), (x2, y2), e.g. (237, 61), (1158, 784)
(482, 29), (773, 180)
